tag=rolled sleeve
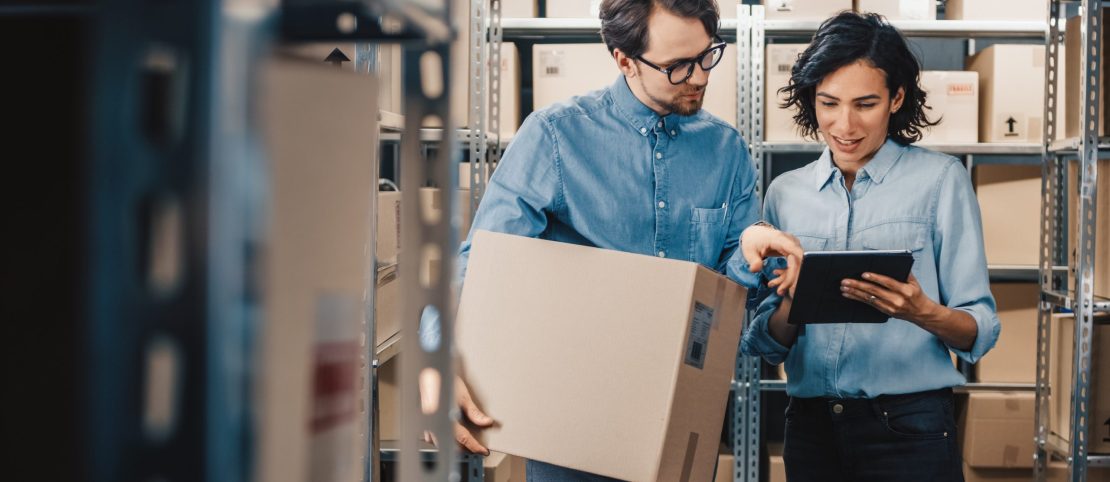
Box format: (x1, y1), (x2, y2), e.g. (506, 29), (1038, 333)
(728, 255), (791, 364)
(933, 161), (1000, 363)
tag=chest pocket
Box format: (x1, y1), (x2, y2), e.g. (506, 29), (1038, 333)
(689, 206), (727, 268)
(796, 234), (830, 252)
(858, 220), (929, 268)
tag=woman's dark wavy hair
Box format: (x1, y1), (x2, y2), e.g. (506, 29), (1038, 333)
(599, 0), (720, 58)
(780, 11), (938, 144)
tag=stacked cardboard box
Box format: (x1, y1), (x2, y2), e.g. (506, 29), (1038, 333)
(533, 43), (738, 126)
(975, 283), (1039, 383)
(855, 0), (936, 20)
(919, 71), (979, 144)
(967, 45), (1047, 143)
(257, 58), (376, 482)
(1067, 159), (1110, 299)
(946, 0), (1048, 20)
(762, 0), (853, 20)
(1048, 314), (1110, 454)
(502, 0), (537, 17)
(456, 231), (745, 481)
(973, 164), (1043, 266)
(547, 0), (737, 19)
(1065, 12), (1110, 139)
(764, 43), (810, 143)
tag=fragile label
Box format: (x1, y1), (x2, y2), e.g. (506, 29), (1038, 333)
(684, 302), (714, 369)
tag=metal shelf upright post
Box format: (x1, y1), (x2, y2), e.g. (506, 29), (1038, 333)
(1034, 0), (1109, 480)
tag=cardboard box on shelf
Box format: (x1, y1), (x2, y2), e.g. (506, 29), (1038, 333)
(532, 43), (738, 126)
(1048, 314), (1110, 454)
(966, 45), (1046, 143)
(714, 452), (732, 482)
(960, 392), (1035, 468)
(765, 43), (810, 143)
(456, 231), (746, 481)
(975, 283), (1039, 383)
(962, 463), (1031, 482)
(973, 164), (1043, 266)
(919, 71), (979, 144)
(768, 443), (786, 482)
(1067, 159), (1110, 299)
(495, 43), (521, 139)
(763, 0), (853, 20)
(257, 58), (376, 482)
(945, 0), (1047, 21)
(545, 0), (736, 18)
(854, 0), (936, 20)
(377, 191), (401, 263)
(544, 0), (599, 18)
(502, 0), (537, 17)
(1047, 461), (1110, 481)
(425, 0), (470, 130)
(374, 263), (400, 347)
(1065, 13), (1110, 139)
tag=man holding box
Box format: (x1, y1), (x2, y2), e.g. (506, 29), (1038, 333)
(435, 0), (803, 479)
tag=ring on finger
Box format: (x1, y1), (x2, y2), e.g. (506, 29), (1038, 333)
(868, 295), (877, 304)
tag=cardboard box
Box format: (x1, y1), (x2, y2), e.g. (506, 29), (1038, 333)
(946, 0), (1047, 21)
(544, 0), (599, 18)
(967, 45), (1046, 143)
(1067, 159), (1110, 299)
(763, 0), (853, 20)
(546, 0), (736, 19)
(502, 0), (537, 17)
(377, 357), (400, 441)
(257, 58), (376, 482)
(962, 463), (1031, 482)
(533, 43), (738, 126)
(855, 0), (936, 20)
(974, 164), (1043, 266)
(494, 43), (521, 139)
(1065, 13), (1110, 139)
(960, 392), (1035, 468)
(919, 71), (979, 144)
(456, 231), (746, 481)
(378, 44), (403, 116)
(714, 452), (733, 482)
(484, 451), (515, 482)
(768, 443), (786, 482)
(1049, 314), (1110, 454)
(975, 283), (1040, 383)
(374, 263), (400, 347)
(377, 191), (401, 263)
(765, 44), (811, 142)
(1047, 461), (1110, 481)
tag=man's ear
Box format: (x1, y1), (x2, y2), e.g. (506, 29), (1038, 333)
(614, 48), (637, 77)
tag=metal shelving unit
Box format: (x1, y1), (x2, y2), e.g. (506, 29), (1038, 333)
(736, 4), (1056, 482)
(1034, 0), (1108, 480)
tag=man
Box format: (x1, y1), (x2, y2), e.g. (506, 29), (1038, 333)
(442, 0), (802, 479)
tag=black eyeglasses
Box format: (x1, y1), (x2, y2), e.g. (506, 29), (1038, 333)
(635, 40), (727, 85)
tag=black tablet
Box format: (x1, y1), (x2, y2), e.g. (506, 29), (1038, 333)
(786, 250), (915, 325)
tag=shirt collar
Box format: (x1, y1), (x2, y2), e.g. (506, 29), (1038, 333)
(813, 138), (906, 190)
(608, 75), (682, 138)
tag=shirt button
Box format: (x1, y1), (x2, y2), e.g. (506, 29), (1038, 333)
(832, 403), (844, 414)
(640, 127), (647, 134)
(655, 152), (662, 159)
(657, 251), (666, 257)
(657, 121), (663, 128)
(657, 201), (666, 209)
(670, 130), (677, 136)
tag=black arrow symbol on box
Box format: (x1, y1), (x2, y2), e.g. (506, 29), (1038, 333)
(1006, 117), (1017, 133)
(325, 48), (350, 67)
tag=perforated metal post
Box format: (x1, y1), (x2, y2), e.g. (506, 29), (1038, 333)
(1034, 1), (1064, 480)
(481, 0), (504, 213)
(1066, 1), (1103, 480)
(397, 1), (461, 480)
(470, 0), (490, 216)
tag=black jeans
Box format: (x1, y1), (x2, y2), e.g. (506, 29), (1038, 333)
(783, 388), (963, 482)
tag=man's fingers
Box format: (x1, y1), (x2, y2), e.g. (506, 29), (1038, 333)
(455, 424), (490, 455)
(456, 378), (493, 426)
(771, 234), (805, 260)
(776, 254), (800, 296)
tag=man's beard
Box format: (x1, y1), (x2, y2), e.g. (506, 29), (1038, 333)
(642, 78), (705, 115)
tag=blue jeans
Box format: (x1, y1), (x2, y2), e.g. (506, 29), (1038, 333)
(783, 387), (963, 482)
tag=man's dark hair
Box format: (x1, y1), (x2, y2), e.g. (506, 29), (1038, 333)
(599, 0), (720, 58)
(780, 11), (938, 144)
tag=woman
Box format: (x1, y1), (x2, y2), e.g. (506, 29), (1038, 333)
(737, 12), (1000, 482)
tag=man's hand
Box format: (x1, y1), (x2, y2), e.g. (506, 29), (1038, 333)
(423, 376), (494, 455)
(740, 224), (804, 296)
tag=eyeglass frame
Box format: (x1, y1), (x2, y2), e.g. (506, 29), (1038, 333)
(634, 38), (728, 85)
